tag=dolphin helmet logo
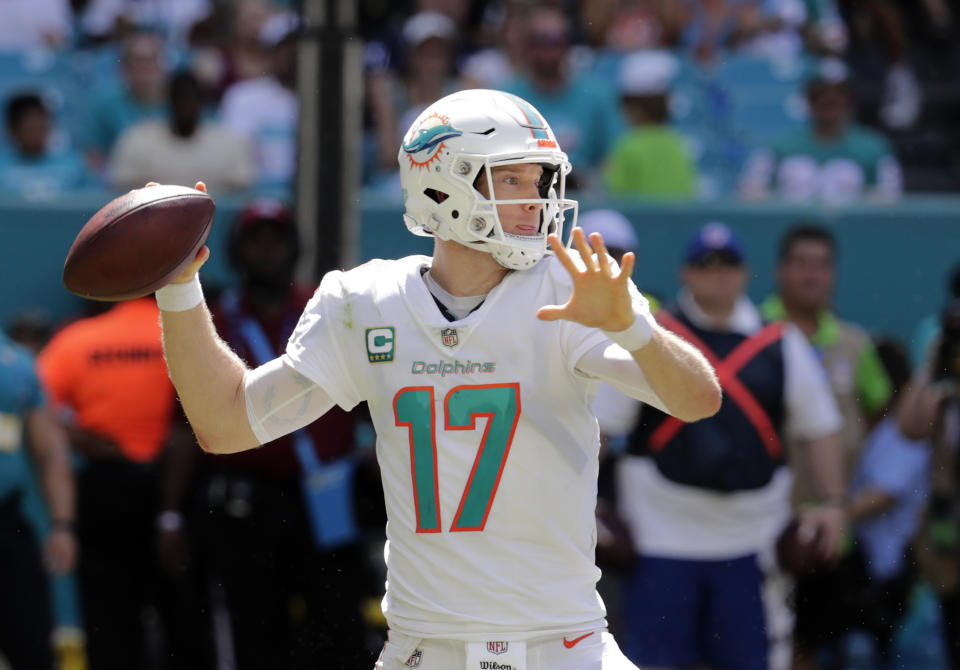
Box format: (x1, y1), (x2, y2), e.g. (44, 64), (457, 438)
(402, 113), (462, 169)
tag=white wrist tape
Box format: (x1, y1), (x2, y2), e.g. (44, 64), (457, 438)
(155, 275), (204, 312)
(604, 311), (654, 351)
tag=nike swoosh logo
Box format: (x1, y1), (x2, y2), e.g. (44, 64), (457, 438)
(563, 632), (594, 649)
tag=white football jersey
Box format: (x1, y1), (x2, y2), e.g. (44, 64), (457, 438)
(284, 254), (619, 639)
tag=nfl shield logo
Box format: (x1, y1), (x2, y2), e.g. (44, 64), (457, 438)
(405, 649), (422, 667)
(487, 641), (508, 655)
(441, 327), (458, 348)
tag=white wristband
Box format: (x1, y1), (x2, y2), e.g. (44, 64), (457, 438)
(155, 275), (204, 312)
(604, 311), (654, 351)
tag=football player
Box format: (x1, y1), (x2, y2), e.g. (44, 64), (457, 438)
(155, 89), (721, 669)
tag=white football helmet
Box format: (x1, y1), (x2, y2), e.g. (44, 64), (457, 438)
(398, 89), (578, 270)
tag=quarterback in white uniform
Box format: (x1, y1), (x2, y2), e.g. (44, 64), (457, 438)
(154, 90), (721, 669)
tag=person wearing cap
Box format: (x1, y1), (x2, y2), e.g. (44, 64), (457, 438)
(220, 10), (299, 192)
(738, 57), (903, 204)
(186, 199), (370, 668)
(616, 222), (847, 670)
(603, 50), (697, 198)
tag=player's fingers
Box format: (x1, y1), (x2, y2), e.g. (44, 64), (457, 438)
(589, 232), (613, 275)
(536, 304), (567, 321)
(618, 251), (636, 281)
(170, 246), (210, 284)
(145, 182), (159, 188)
(194, 181), (207, 193)
(548, 234), (580, 276)
(571, 228), (597, 271)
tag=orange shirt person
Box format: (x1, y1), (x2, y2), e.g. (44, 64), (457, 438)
(38, 297), (174, 462)
(36, 297), (206, 670)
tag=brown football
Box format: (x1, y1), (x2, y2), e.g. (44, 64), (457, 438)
(63, 185), (215, 301)
(776, 518), (825, 576)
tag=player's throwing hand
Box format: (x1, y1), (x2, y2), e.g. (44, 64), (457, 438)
(538, 227), (637, 332)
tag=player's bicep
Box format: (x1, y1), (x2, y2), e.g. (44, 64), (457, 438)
(243, 358), (335, 444)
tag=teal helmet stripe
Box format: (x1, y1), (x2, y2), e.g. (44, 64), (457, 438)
(506, 94), (549, 140)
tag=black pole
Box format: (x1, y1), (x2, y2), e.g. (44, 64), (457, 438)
(296, 0), (361, 283)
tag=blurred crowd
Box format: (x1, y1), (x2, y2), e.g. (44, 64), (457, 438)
(1, 2), (960, 670)
(0, 0), (958, 201)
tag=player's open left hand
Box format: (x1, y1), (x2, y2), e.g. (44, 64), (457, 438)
(538, 227), (636, 331)
(144, 180), (211, 284)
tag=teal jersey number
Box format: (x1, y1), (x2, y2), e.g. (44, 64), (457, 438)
(393, 383), (521, 533)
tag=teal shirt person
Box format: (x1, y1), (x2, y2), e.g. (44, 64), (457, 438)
(81, 82), (165, 162)
(604, 125), (697, 197)
(0, 147), (95, 197)
(502, 72), (625, 182)
(740, 124), (902, 203)
(0, 332), (45, 501)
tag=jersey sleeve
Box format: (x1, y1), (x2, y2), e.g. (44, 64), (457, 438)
(243, 357), (336, 444)
(283, 272), (365, 411)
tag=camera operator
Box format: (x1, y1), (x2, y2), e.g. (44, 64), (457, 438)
(899, 297), (960, 669)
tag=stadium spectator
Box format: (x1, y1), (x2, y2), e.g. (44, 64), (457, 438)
(189, 0), (273, 101)
(501, 5), (624, 190)
(394, 12), (462, 156)
(830, 337), (930, 667)
(77, 0), (213, 47)
(761, 225), (892, 504)
(460, 1), (531, 90)
(727, 0), (848, 61)
(912, 263), (960, 367)
(761, 227), (892, 670)
(580, 0), (688, 51)
(616, 221), (846, 670)
(680, 0), (757, 64)
(37, 298), (208, 670)
(0, 330), (76, 670)
(81, 31), (167, 174)
(220, 11), (298, 193)
(189, 199), (369, 668)
(899, 298), (960, 670)
(109, 69), (255, 192)
(739, 58), (903, 204)
(365, 10), (462, 189)
(0, 93), (93, 198)
(604, 50), (698, 198)
(0, 0), (72, 50)
(839, 0), (922, 130)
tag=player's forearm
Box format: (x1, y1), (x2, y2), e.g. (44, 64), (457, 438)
(160, 303), (260, 453)
(631, 325), (722, 422)
(804, 432), (847, 502)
